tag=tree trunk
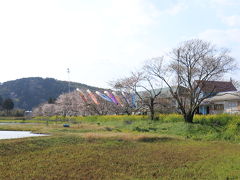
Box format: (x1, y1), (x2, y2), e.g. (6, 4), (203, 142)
(150, 107), (154, 120)
(184, 112), (194, 123)
(125, 109), (131, 115)
(149, 99), (155, 120)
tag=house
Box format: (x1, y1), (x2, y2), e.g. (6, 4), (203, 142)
(135, 80), (239, 115)
(198, 80), (238, 114)
(201, 91), (240, 114)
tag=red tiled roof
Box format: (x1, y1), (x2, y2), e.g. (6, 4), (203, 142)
(195, 80), (237, 93)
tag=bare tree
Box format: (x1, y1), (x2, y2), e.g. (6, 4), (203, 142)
(145, 39), (235, 123)
(112, 70), (163, 120)
(231, 78), (240, 90)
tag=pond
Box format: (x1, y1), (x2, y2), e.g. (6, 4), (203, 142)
(0, 122), (41, 125)
(0, 131), (48, 140)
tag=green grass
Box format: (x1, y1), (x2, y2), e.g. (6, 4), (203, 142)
(2, 114), (240, 141)
(1, 134), (240, 179)
(1, 114), (240, 179)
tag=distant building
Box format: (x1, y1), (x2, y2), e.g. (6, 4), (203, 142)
(198, 81), (238, 114)
(201, 91), (240, 114)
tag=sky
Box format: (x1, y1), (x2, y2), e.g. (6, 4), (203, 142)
(0, 0), (240, 88)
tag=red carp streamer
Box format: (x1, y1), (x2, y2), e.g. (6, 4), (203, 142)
(76, 88), (87, 103)
(87, 89), (99, 105)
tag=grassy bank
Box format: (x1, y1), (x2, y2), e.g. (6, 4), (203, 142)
(1, 134), (240, 179)
(30, 114), (240, 142)
(1, 114), (240, 179)
(1, 114), (240, 142)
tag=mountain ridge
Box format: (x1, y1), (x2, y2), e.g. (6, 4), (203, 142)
(0, 77), (102, 110)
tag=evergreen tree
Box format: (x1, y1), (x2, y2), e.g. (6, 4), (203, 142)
(48, 97), (56, 104)
(3, 98), (14, 115)
(0, 95), (3, 109)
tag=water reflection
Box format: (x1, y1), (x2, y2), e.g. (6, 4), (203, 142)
(0, 131), (48, 140)
(0, 122), (40, 125)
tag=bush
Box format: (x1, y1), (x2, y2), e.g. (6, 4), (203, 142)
(194, 114), (235, 126)
(223, 118), (240, 141)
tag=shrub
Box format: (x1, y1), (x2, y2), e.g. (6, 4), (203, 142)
(223, 118), (240, 141)
(194, 114), (235, 126)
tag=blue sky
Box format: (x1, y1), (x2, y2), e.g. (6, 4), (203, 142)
(0, 0), (239, 88)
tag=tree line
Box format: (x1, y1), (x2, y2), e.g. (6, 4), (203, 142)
(33, 90), (135, 117)
(33, 39), (236, 123)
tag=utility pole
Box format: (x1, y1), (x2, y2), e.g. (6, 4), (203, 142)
(66, 68), (71, 121)
(67, 68), (70, 93)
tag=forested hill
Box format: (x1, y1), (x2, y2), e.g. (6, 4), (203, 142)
(0, 77), (101, 110)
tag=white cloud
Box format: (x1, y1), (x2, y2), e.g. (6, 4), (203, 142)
(205, 0), (240, 26)
(198, 28), (240, 45)
(162, 2), (187, 16)
(210, 0), (240, 6)
(222, 15), (240, 27)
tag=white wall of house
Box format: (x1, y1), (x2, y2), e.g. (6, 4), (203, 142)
(200, 91), (240, 114)
(224, 101), (240, 114)
(208, 100), (240, 114)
